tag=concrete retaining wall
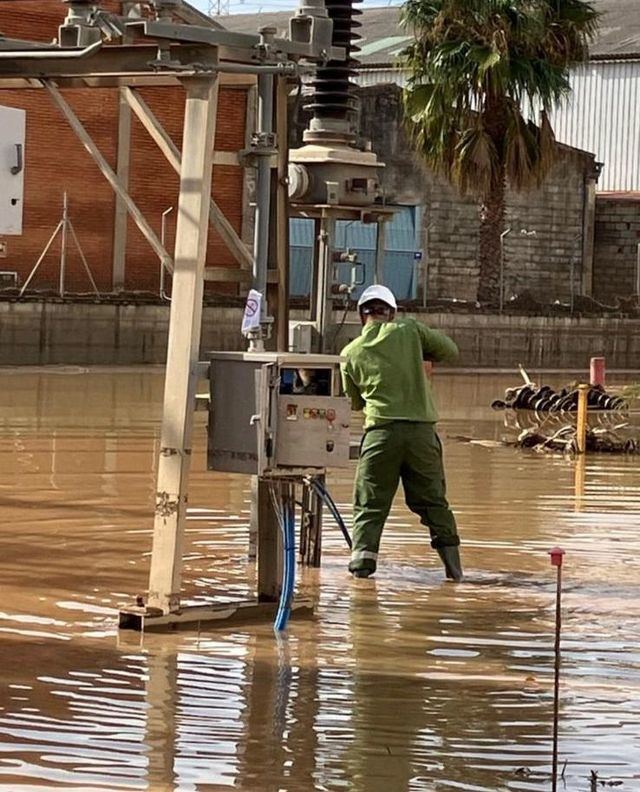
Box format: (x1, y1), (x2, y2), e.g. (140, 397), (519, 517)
(2, 301), (639, 370)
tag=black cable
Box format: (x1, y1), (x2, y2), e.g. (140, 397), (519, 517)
(309, 479), (352, 549)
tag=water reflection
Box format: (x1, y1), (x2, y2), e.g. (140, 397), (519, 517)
(0, 368), (639, 790)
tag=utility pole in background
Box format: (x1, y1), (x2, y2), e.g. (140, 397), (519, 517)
(208, 0), (230, 15)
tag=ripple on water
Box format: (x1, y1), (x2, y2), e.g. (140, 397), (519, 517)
(0, 370), (639, 790)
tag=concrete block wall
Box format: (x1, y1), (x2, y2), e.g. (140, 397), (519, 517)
(593, 196), (640, 303)
(0, 302), (246, 366)
(0, 1), (248, 295)
(3, 301), (640, 369)
(353, 84), (594, 304)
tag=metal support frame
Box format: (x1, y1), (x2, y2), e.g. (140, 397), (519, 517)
(146, 75), (220, 614)
(292, 204), (395, 352)
(244, 70), (276, 351)
(122, 86), (253, 273)
(256, 477), (284, 601)
(275, 76), (291, 352)
(373, 220), (386, 285)
(0, 5), (347, 632)
(112, 87), (132, 290)
(299, 478), (323, 567)
(253, 74), (274, 316)
(316, 214), (336, 353)
(44, 80), (173, 273)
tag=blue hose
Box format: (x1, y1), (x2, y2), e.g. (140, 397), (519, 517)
(274, 496), (296, 632)
(309, 479), (352, 549)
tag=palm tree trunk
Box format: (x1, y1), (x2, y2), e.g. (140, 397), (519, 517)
(477, 169), (506, 306)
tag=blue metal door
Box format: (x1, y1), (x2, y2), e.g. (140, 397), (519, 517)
(289, 205), (421, 301)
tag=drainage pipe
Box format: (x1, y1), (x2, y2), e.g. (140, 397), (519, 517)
(250, 70), (274, 348)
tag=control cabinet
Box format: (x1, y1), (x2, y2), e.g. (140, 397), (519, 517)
(0, 106), (25, 236)
(208, 351), (351, 476)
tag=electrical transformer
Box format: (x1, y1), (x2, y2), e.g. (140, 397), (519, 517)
(208, 352), (351, 476)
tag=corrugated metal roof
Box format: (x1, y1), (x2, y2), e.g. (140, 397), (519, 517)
(218, 1), (640, 63)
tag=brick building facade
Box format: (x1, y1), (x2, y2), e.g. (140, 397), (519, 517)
(0, 2), (250, 295)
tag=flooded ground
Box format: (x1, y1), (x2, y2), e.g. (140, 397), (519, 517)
(0, 366), (639, 791)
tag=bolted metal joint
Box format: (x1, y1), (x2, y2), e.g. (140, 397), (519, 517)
(59, 2), (102, 48)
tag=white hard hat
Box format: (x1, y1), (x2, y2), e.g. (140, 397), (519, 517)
(357, 285), (398, 310)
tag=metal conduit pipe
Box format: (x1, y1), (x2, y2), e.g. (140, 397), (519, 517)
(251, 69), (275, 344)
(206, 62), (302, 75)
(0, 40), (102, 59)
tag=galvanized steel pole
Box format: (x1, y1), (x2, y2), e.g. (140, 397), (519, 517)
(251, 67), (275, 345)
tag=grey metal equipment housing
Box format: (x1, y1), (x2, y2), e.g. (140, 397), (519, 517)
(208, 352), (351, 476)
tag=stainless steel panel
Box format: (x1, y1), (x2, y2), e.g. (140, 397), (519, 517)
(275, 395), (351, 469)
(208, 357), (261, 474)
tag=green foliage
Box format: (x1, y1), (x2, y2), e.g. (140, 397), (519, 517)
(401, 0), (599, 194)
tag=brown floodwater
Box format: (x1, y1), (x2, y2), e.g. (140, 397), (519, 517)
(0, 366), (639, 791)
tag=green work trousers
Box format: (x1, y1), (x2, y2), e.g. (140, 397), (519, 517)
(349, 421), (459, 574)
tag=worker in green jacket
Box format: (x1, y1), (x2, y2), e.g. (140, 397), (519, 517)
(341, 285), (463, 581)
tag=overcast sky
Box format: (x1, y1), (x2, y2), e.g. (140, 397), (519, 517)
(192, 0), (401, 16)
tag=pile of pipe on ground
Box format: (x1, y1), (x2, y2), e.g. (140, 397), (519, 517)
(491, 384), (627, 412)
(515, 425), (639, 454)
(505, 411), (639, 455)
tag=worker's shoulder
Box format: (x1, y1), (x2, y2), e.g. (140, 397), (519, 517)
(340, 335), (362, 359)
(395, 316), (425, 333)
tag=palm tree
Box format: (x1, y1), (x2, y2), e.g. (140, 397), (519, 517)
(401, 0), (599, 305)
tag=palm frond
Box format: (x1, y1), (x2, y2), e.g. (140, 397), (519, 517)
(401, 0), (599, 199)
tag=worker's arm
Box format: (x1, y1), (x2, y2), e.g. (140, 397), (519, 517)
(341, 365), (365, 411)
(416, 321), (459, 363)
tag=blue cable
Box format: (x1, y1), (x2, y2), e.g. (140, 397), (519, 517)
(274, 496), (296, 632)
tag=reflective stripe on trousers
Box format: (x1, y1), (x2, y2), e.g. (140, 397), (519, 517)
(350, 549), (378, 563)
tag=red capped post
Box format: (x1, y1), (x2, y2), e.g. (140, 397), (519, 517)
(549, 547), (565, 567)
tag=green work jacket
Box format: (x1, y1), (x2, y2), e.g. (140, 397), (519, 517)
(340, 317), (458, 429)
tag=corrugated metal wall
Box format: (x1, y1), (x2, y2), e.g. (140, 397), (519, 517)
(548, 61), (640, 192)
(358, 60), (640, 192)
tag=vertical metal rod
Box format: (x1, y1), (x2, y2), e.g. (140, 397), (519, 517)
(275, 76), (290, 352)
(68, 220), (100, 296)
(549, 547), (565, 792)
(576, 383), (589, 454)
(499, 228), (511, 314)
(421, 221), (434, 309)
(45, 81), (173, 272)
(574, 452), (586, 512)
(373, 221), (386, 285)
(569, 255), (575, 314)
(112, 87), (132, 291)
(253, 72), (274, 328)
(316, 214), (336, 353)
(160, 206), (174, 300)
(309, 217), (321, 323)
(146, 76), (219, 614)
(59, 192), (68, 297)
